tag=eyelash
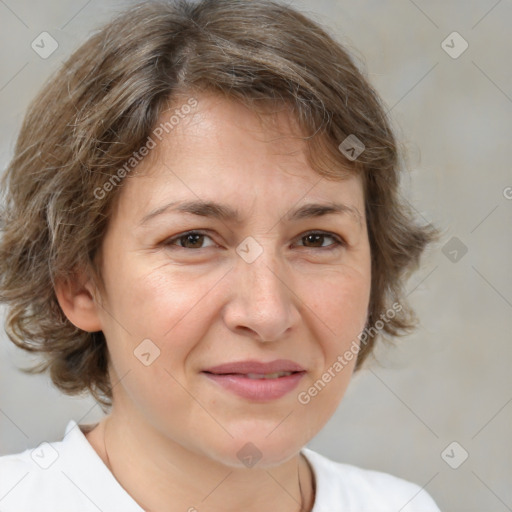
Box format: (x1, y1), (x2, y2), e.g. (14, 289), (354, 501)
(163, 230), (345, 252)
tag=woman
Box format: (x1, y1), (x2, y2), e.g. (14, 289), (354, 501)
(0, 1), (440, 510)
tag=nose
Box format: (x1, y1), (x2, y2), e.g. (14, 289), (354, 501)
(222, 245), (301, 343)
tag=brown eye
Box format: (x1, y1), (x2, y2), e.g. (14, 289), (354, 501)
(303, 233), (326, 248)
(180, 233), (205, 248)
(165, 231), (216, 249)
(297, 231), (344, 250)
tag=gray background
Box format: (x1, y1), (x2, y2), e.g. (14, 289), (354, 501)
(1, 1), (511, 511)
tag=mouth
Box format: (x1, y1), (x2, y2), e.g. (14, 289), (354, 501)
(203, 359), (305, 375)
(201, 360), (306, 401)
(203, 370), (300, 378)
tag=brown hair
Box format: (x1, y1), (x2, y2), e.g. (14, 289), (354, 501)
(0, 0), (435, 408)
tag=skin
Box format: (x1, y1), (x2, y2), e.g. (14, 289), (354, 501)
(56, 91), (372, 512)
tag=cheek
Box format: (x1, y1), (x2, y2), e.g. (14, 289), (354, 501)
(103, 257), (224, 343)
(296, 267), (370, 405)
(96, 260), (219, 401)
(100, 264), (213, 426)
(303, 267), (371, 342)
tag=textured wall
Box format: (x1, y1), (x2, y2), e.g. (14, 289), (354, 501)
(1, 1), (511, 511)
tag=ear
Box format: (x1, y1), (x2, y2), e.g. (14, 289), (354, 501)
(54, 270), (103, 332)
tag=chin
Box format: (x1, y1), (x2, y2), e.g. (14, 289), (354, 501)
(204, 428), (307, 470)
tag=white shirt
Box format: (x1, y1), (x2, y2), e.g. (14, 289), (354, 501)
(0, 420), (441, 511)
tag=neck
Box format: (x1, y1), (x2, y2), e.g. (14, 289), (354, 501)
(86, 411), (315, 512)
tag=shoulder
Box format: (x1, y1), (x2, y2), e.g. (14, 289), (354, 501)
(302, 448), (441, 512)
(0, 444), (67, 511)
(0, 420), (143, 512)
(0, 449), (32, 484)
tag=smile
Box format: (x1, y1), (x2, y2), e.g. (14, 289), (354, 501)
(202, 371), (305, 401)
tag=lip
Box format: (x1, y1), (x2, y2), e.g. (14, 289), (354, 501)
(202, 359), (306, 402)
(203, 372), (305, 401)
(203, 359), (305, 375)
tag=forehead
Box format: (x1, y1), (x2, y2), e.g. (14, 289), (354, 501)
(118, 92), (364, 222)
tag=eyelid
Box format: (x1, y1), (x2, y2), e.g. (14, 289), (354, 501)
(162, 229), (346, 250)
(163, 229), (218, 249)
(294, 230), (346, 249)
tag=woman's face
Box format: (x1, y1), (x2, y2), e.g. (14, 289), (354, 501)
(93, 92), (371, 467)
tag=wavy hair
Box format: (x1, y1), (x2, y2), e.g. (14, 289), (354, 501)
(0, 0), (436, 408)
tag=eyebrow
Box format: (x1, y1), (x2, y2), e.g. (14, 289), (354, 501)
(139, 199), (362, 226)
